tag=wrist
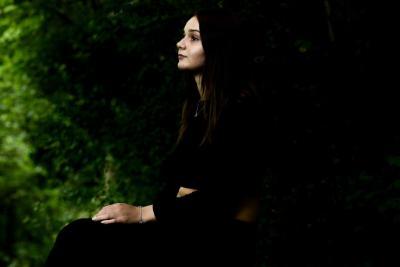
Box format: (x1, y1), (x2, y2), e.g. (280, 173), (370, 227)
(141, 205), (156, 223)
(138, 205), (144, 224)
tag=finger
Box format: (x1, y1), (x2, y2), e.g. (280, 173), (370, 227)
(92, 205), (114, 220)
(92, 209), (105, 219)
(100, 219), (117, 224)
(92, 214), (111, 221)
(92, 211), (102, 218)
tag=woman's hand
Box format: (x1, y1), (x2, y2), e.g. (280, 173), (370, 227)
(92, 203), (140, 224)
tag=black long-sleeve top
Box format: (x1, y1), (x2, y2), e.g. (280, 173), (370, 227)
(152, 95), (268, 225)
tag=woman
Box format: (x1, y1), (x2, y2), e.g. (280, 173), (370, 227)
(45, 8), (266, 267)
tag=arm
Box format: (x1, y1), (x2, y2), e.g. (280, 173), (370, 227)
(129, 188), (198, 223)
(152, 97), (267, 223)
(177, 187), (198, 198)
(176, 186), (259, 222)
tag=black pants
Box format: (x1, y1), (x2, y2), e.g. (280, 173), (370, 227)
(44, 218), (258, 267)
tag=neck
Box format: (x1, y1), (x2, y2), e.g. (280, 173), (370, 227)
(194, 74), (204, 100)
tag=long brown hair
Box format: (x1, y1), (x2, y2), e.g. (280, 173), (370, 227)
(176, 8), (258, 147)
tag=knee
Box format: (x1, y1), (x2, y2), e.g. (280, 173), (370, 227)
(57, 218), (96, 241)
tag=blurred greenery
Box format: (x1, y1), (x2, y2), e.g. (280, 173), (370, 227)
(0, 0), (398, 266)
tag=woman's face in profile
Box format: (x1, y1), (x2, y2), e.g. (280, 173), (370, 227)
(176, 16), (205, 71)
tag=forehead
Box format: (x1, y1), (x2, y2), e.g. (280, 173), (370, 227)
(183, 16), (199, 31)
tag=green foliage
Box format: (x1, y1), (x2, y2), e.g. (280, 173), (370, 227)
(0, 1), (95, 266)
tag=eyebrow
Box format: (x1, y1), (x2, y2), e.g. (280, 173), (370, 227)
(182, 29), (201, 34)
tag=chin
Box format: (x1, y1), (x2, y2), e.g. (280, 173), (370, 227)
(177, 65), (192, 71)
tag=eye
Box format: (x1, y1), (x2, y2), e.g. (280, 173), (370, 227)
(180, 33), (200, 42)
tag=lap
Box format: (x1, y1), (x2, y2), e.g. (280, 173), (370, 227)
(48, 218), (166, 266)
(48, 218), (257, 267)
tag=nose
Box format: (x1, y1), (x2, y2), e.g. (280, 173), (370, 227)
(176, 37), (185, 50)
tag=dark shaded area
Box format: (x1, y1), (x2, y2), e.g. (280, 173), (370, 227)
(248, 1), (398, 267)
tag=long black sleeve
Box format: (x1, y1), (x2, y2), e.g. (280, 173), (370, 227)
(152, 96), (268, 224)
